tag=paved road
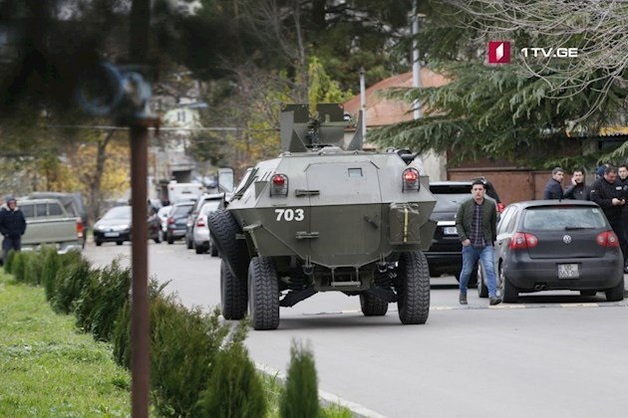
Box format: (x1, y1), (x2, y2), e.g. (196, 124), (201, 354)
(85, 241), (628, 418)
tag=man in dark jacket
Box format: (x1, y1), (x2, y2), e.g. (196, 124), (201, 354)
(563, 168), (591, 200)
(0, 196), (27, 263)
(455, 179), (501, 306)
(590, 166), (628, 271)
(543, 167), (565, 199)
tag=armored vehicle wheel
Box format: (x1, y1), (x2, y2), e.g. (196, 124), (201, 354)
(221, 260), (247, 320)
(396, 251), (430, 325)
(360, 293), (389, 316)
(207, 209), (250, 280)
(248, 257), (280, 330)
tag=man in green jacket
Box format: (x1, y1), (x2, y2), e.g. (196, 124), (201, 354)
(455, 180), (502, 306)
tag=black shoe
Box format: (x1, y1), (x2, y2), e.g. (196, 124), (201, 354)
(489, 297), (502, 306)
(459, 294), (468, 305)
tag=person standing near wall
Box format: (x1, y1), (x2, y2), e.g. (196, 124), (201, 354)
(0, 196), (27, 263)
(543, 167), (565, 199)
(563, 168), (591, 200)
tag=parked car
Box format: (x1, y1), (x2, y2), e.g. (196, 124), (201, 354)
(157, 205), (171, 234)
(192, 198), (222, 255)
(477, 200), (624, 302)
(93, 205), (162, 246)
(27, 192), (88, 248)
(165, 201), (195, 244)
(425, 179), (503, 285)
(185, 193), (225, 249)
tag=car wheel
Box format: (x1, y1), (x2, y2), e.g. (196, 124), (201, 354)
(210, 239), (218, 257)
(195, 244), (204, 255)
(167, 233), (174, 244)
(248, 256), (280, 330)
(116, 241), (123, 246)
(605, 277), (625, 302)
(207, 209), (250, 281)
(154, 229), (162, 244)
(95, 240), (102, 247)
(186, 236), (193, 250)
(396, 251), (430, 325)
(360, 292), (389, 316)
(221, 259), (247, 320)
(477, 263), (489, 298)
(499, 265), (518, 303)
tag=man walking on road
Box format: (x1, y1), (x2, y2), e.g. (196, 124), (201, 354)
(0, 196), (27, 264)
(455, 179), (501, 306)
(590, 165), (628, 273)
(543, 167), (565, 199)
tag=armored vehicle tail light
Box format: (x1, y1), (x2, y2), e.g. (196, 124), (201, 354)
(402, 168), (420, 191)
(270, 174), (289, 196)
(509, 232), (538, 250)
(596, 231), (619, 248)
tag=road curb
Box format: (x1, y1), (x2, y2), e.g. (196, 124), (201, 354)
(255, 363), (387, 418)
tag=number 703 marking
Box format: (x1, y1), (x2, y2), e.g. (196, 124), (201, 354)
(275, 208), (305, 221)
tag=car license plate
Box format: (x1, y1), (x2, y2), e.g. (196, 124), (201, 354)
(443, 226), (458, 236)
(104, 232), (120, 237)
(558, 264), (579, 279)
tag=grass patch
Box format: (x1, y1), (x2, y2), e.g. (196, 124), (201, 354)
(0, 271), (131, 417)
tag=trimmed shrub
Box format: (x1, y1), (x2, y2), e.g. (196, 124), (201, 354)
(194, 321), (267, 418)
(280, 340), (320, 418)
(23, 252), (44, 285)
(74, 259), (131, 342)
(151, 300), (230, 417)
(52, 256), (91, 314)
(41, 248), (62, 301)
(3, 249), (16, 274)
(11, 252), (27, 283)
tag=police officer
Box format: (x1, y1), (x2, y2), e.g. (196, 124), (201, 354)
(590, 165), (628, 271)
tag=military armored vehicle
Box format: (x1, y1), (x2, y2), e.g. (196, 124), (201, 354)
(208, 103), (437, 330)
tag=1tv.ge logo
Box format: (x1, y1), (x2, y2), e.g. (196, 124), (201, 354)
(488, 41), (578, 64)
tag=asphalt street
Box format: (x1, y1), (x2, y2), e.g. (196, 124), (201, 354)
(85, 241), (628, 418)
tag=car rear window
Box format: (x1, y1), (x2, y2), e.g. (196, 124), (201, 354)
(523, 207), (607, 230)
(200, 200), (220, 214)
(173, 205), (193, 216)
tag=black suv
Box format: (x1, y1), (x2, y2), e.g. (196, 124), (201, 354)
(425, 179), (503, 286)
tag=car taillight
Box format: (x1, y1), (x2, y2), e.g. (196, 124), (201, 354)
(509, 232), (538, 250)
(168, 217), (175, 224)
(402, 168), (420, 191)
(76, 218), (84, 238)
(270, 173), (288, 196)
(196, 217), (206, 227)
(596, 231), (620, 248)
(497, 202), (506, 213)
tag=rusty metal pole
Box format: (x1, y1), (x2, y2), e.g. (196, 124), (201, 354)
(129, 1), (151, 417)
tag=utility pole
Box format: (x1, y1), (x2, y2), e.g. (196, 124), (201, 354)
(129, 1), (151, 417)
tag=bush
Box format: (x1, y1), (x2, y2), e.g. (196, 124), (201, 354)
(41, 248), (62, 301)
(52, 255), (91, 314)
(11, 252), (27, 283)
(23, 252), (44, 285)
(3, 249), (16, 274)
(151, 300), (230, 417)
(280, 340), (320, 418)
(74, 259), (131, 342)
(194, 321), (267, 418)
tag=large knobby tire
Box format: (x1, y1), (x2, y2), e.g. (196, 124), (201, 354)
(207, 209), (250, 280)
(396, 251), (430, 325)
(500, 265), (518, 303)
(360, 293), (389, 316)
(605, 277), (625, 302)
(221, 259), (248, 320)
(248, 257), (280, 330)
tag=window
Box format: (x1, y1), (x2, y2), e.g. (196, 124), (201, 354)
(48, 203), (63, 217)
(36, 203), (47, 217)
(21, 204), (34, 218)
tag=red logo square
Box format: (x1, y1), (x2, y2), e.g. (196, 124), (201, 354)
(488, 41), (511, 64)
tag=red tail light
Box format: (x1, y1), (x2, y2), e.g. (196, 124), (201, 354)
(272, 174), (286, 186)
(509, 232), (538, 250)
(168, 217), (175, 224)
(76, 218), (84, 238)
(497, 202), (506, 213)
(196, 217), (206, 227)
(596, 231), (620, 248)
(402, 168), (420, 191)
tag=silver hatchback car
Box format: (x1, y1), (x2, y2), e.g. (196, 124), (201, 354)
(192, 198), (221, 255)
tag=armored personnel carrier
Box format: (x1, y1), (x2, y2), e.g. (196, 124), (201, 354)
(208, 104), (437, 330)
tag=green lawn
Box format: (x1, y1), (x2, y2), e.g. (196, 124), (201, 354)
(0, 272), (131, 417)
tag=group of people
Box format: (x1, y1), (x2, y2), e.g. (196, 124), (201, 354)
(544, 165), (628, 273)
(0, 196), (27, 264)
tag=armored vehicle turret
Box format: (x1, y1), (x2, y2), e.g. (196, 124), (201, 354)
(208, 103), (437, 330)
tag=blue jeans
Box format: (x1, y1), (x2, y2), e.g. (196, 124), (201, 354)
(459, 245), (498, 298)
